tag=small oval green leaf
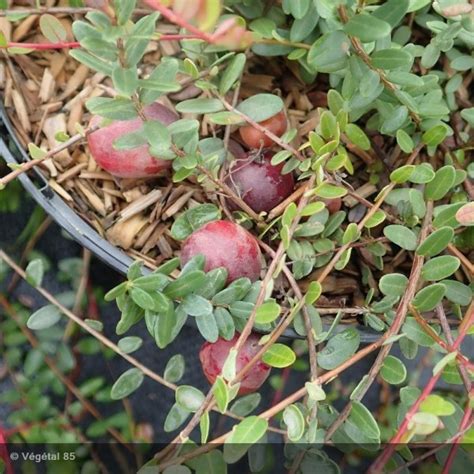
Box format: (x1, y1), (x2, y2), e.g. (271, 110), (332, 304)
(176, 385), (205, 412)
(27, 305), (62, 331)
(381, 355), (407, 385)
(379, 273), (409, 297)
(110, 368), (144, 400)
(421, 256), (460, 281)
(412, 283), (446, 311)
(424, 166), (456, 201)
(164, 354), (185, 383)
(262, 343), (296, 368)
(416, 227), (454, 257)
(384, 225), (418, 251)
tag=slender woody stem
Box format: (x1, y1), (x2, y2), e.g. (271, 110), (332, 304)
(369, 302), (474, 473)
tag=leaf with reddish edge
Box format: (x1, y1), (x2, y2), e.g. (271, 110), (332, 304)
(455, 202), (474, 226)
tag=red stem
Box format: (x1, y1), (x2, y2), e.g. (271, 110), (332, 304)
(159, 33), (201, 41)
(441, 394), (473, 474)
(412, 308), (474, 371)
(369, 305), (474, 473)
(4, 33), (201, 51)
(6, 41), (80, 50)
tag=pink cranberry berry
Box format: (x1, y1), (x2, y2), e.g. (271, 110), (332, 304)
(226, 151), (295, 213)
(180, 220), (262, 284)
(88, 103), (177, 178)
(199, 333), (271, 395)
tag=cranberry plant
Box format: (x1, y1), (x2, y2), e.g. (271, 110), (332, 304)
(0, 0), (473, 473)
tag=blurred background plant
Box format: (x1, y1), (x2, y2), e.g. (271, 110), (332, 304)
(0, 1), (473, 473)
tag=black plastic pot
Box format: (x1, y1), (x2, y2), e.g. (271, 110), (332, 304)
(0, 103), (378, 342)
(0, 104), (134, 275)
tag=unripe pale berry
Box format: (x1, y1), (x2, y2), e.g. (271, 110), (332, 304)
(239, 110), (287, 149)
